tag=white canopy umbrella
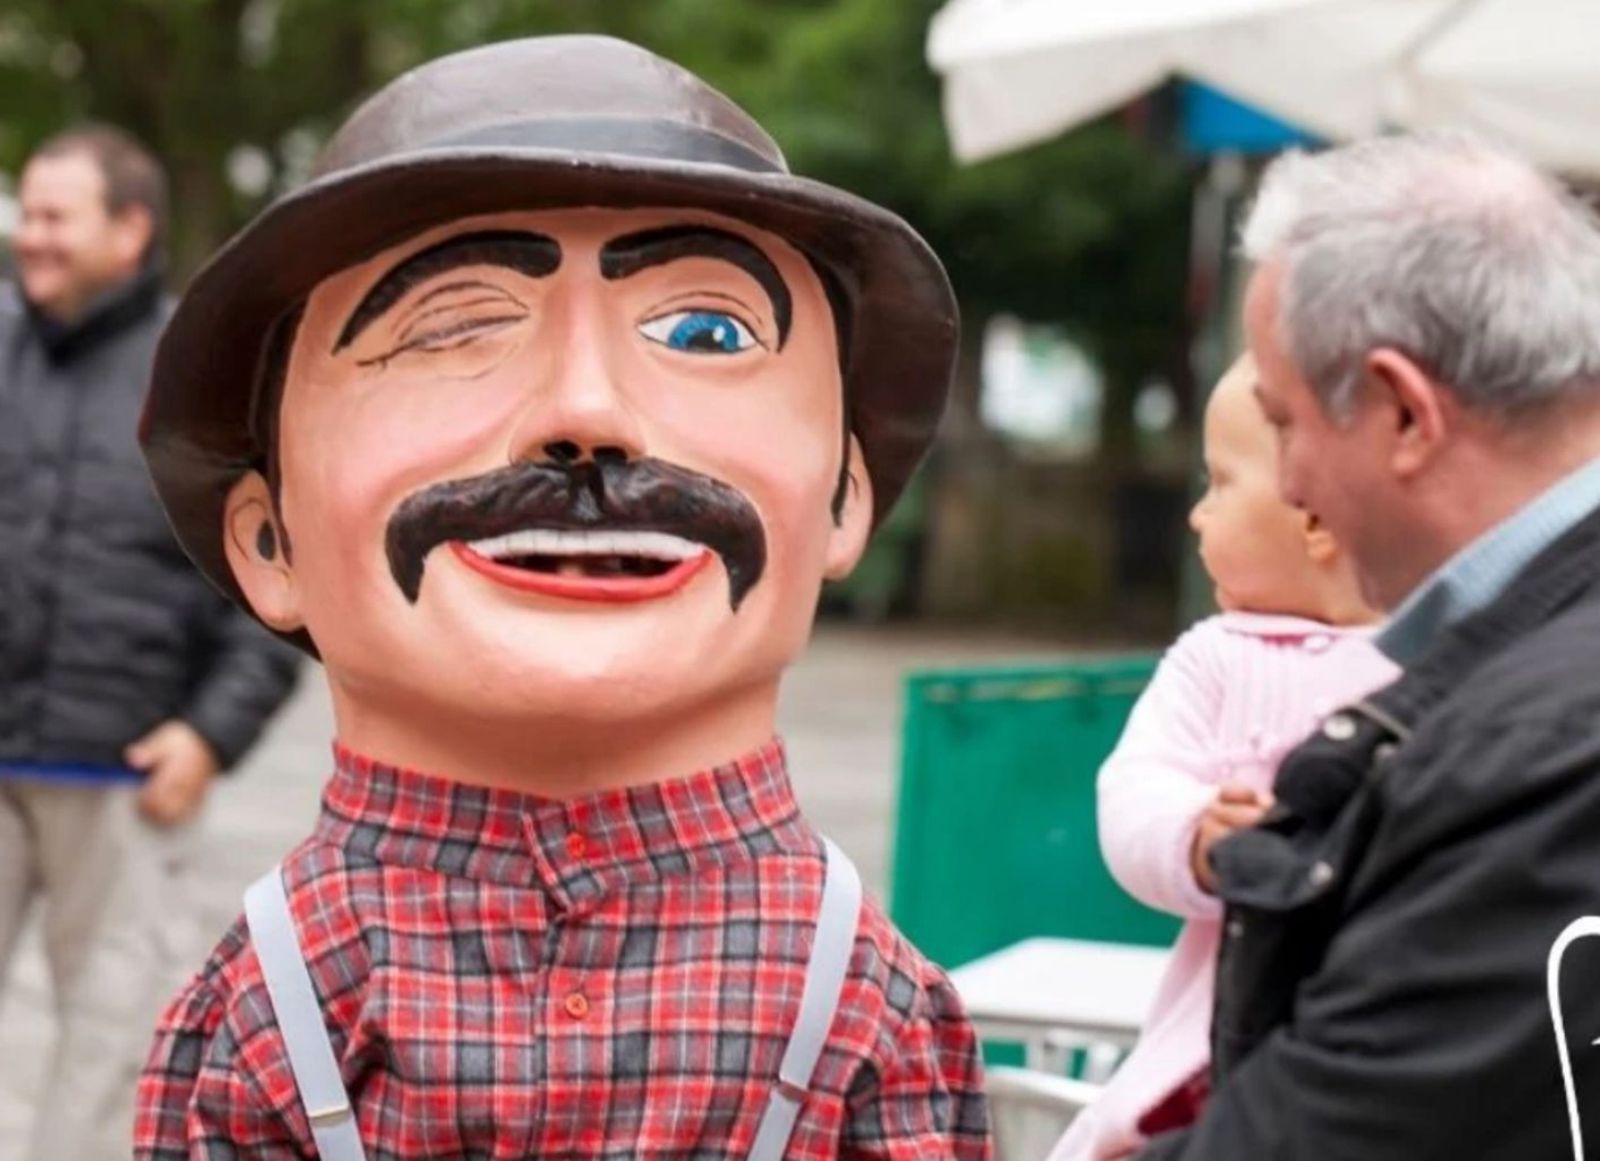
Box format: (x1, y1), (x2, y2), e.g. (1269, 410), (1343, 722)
(929, 0), (1600, 175)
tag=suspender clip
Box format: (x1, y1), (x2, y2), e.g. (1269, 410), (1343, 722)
(307, 1101), (354, 1129)
(774, 1076), (809, 1105)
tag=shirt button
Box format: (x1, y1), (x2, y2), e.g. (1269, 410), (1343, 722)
(564, 991), (590, 1019)
(1304, 633), (1332, 653)
(565, 832), (587, 859)
(1322, 713), (1357, 741)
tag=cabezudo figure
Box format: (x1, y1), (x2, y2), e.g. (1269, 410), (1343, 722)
(133, 34), (991, 1161)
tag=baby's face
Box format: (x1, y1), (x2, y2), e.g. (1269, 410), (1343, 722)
(1189, 358), (1317, 614)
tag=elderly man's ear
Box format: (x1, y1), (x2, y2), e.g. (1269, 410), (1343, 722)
(1365, 348), (1452, 479)
(223, 470), (305, 632)
(823, 434), (874, 581)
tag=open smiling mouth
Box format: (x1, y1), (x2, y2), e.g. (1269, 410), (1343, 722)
(386, 457), (766, 608)
(448, 528), (714, 602)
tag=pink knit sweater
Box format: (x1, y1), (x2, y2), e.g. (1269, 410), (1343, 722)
(1050, 612), (1398, 1161)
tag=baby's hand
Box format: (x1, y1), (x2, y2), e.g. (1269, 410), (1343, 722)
(1190, 783), (1274, 894)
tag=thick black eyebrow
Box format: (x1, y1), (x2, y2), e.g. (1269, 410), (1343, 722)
(334, 230), (561, 352)
(599, 225), (792, 348)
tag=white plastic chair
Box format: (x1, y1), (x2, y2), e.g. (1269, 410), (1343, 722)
(986, 1064), (1103, 1161)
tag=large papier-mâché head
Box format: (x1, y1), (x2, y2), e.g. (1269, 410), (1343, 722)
(139, 36), (957, 764)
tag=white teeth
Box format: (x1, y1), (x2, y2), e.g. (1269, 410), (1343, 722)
(464, 528), (705, 562)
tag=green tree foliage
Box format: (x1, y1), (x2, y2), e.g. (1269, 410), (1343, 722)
(0, 0), (1194, 421)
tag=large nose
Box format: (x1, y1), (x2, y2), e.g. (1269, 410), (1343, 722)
(504, 295), (647, 467)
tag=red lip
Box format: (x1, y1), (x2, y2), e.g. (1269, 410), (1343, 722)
(448, 542), (713, 603)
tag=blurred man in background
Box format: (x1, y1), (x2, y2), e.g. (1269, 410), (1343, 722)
(0, 124), (299, 1161)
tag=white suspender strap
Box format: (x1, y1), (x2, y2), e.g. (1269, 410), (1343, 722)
(242, 841), (860, 1161)
(747, 836), (863, 1161)
(243, 867), (369, 1161)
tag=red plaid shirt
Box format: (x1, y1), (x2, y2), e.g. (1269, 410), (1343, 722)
(136, 741), (990, 1159)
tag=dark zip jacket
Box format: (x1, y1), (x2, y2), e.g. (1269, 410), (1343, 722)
(0, 268), (298, 769)
(1141, 500), (1600, 1160)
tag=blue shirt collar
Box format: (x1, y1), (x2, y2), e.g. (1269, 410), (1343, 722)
(1378, 454), (1600, 665)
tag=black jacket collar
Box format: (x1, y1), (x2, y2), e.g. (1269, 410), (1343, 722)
(1375, 498), (1600, 731)
(23, 263), (165, 362)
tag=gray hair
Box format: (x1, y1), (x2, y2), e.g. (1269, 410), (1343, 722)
(1241, 130), (1600, 418)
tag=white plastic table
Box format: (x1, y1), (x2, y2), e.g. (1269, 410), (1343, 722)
(948, 937), (1172, 1077)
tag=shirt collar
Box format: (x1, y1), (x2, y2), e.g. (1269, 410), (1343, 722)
(315, 738), (807, 909)
(1378, 454), (1600, 665)
(1216, 611), (1378, 641)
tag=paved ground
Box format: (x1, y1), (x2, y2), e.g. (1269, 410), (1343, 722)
(0, 623), (1073, 1151)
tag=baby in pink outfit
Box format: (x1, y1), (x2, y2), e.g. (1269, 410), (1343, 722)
(1049, 355), (1398, 1161)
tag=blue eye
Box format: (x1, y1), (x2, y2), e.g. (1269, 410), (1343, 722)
(639, 310), (758, 354)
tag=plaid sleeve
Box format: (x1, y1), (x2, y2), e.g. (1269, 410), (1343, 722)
(135, 924), (310, 1159)
(841, 963), (993, 1160)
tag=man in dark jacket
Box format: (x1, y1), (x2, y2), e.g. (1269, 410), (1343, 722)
(0, 125), (298, 1161)
(1137, 131), (1600, 1160)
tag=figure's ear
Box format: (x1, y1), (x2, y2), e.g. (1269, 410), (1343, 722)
(223, 470), (304, 632)
(824, 434), (874, 581)
(1302, 511), (1339, 566)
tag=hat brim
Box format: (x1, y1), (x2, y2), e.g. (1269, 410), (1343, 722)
(141, 147), (958, 647)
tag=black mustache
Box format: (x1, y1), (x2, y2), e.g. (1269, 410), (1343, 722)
(384, 457), (767, 609)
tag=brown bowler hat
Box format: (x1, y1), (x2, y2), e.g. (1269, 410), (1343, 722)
(139, 34), (957, 629)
